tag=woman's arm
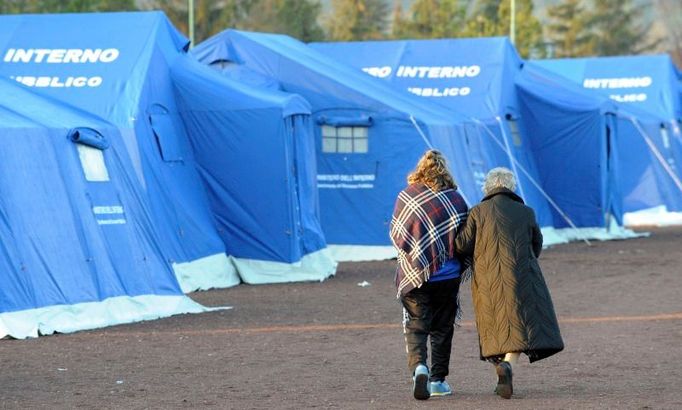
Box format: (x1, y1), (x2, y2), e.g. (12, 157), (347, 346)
(455, 209), (476, 256)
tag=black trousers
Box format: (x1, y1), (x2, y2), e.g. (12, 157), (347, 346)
(400, 277), (461, 382)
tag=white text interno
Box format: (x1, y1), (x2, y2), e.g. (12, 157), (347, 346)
(3, 48), (120, 64)
(361, 65), (481, 79)
(583, 77), (652, 89)
(583, 77), (653, 103)
(361, 65), (480, 98)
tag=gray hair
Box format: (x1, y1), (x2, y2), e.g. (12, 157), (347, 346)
(483, 167), (516, 195)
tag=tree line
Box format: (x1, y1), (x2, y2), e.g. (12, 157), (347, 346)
(0, 0), (677, 63)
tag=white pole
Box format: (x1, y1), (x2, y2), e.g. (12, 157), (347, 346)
(188, 0), (195, 48)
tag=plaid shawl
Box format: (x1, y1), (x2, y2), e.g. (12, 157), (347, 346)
(390, 183), (468, 297)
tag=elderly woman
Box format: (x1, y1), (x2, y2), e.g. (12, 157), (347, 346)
(390, 150), (469, 400)
(455, 167), (564, 399)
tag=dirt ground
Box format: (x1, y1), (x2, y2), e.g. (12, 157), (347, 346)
(1, 227), (681, 410)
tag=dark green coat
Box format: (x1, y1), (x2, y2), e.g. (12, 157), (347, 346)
(456, 188), (564, 362)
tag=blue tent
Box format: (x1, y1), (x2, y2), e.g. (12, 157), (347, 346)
(311, 37), (631, 233)
(193, 30), (483, 261)
(169, 57), (336, 283)
(534, 56), (682, 214)
(515, 63), (682, 225)
(0, 11), (335, 286)
(513, 63), (623, 228)
(0, 78), (207, 339)
(0, 11), (236, 291)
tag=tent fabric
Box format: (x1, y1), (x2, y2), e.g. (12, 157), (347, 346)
(0, 78), (209, 338)
(310, 37), (622, 230)
(169, 56), (336, 283)
(193, 30), (483, 257)
(0, 11), (238, 291)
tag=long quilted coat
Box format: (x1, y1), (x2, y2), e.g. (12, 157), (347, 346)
(455, 188), (564, 363)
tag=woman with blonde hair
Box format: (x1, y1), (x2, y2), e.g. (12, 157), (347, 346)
(456, 167), (564, 399)
(389, 150), (469, 400)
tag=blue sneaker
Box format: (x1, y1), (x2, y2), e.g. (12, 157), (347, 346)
(429, 380), (452, 396)
(412, 364), (430, 400)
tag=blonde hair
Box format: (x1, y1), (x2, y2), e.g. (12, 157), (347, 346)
(407, 150), (457, 192)
(483, 167), (516, 195)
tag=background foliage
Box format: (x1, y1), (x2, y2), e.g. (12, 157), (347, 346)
(0, 0), (679, 65)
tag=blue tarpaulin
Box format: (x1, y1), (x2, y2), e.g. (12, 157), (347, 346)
(0, 11), (236, 291)
(0, 77), (208, 338)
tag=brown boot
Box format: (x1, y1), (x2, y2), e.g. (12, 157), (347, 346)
(495, 362), (513, 399)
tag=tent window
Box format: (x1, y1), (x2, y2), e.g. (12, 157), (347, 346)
(321, 125), (369, 153)
(76, 144), (110, 182)
(660, 125), (671, 149)
(506, 118), (522, 146)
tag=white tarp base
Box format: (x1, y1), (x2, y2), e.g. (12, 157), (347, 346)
(231, 248), (338, 285)
(173, 253), (240, 293)
(542, 219), (648, 247)
(327, 245), (398, 262)
(0, 294), (224, 339)
(623, 206), (682, 227)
